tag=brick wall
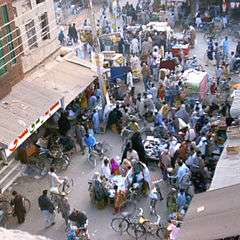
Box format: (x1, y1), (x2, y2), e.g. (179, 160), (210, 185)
(0, 0), (24, 99)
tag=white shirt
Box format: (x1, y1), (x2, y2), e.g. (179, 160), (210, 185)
(48, 172), (63, 189)
(127, 72), (133, 89)
(126, 149), (139, 161)
(100, 164), (111, 179)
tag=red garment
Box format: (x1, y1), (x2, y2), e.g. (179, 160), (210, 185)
(210, 83), (217, 95)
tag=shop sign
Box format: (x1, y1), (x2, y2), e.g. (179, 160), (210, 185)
(5, 100), (61, 157)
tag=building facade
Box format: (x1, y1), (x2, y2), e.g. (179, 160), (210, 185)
(0, 0), (24, 99)
(12, 0), (59, 73)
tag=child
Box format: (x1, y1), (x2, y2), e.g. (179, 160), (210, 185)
(149, 179), (163, 215)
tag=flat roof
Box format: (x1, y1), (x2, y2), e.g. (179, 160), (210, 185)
(177, 183), (240, 240)
(210, 137), (240, 190)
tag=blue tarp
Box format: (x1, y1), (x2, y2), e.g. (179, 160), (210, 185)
(110, 66), (128, 82)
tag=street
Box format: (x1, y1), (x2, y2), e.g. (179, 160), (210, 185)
(5, 0), (239, 239)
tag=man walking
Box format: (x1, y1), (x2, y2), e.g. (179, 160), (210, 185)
(75, 123), (86, 155)
(38, 190), (55, 228)
(11, 191), (26, 224)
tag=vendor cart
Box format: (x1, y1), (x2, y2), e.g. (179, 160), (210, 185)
(181, 69), (209, 100)
(143, 21), (173, 48)
(171, 43), (190, 58)
(144, 136), (168, 167)
(160, 59), (176, 71)
(144, 21), (173, 38)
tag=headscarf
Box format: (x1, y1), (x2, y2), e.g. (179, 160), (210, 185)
(110, 158), (120, 174)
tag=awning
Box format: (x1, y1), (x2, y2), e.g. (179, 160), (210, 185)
(27, 56), (97, 108)
(1, 56), (97, 157)
(177, 184), (240, 240)
(0, 81), (62, 157)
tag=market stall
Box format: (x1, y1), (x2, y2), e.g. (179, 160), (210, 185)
(160, 58), (177, 71)
(181, 69), (209, 99)
(172, 43), (190, 58)
(144, 136), (168, 166)
(144, 21), (173, 41)
(99, 33), (121, 52)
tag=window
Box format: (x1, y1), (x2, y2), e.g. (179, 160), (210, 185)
(1, 5), (16, 64)
(25, 20), (38, 49)
(0, 33), (7, 76)
(40, 12), (50, 40)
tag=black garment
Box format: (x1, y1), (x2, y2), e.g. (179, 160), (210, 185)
(69, 210), (87, 228)
(236, 42), (240, 57)
(58, 114), (71, 136)
(38, 194), (54, 213)
(108, 108), (122, 126)
(131, 132), (146, 164)
(121, 142), (131, 162)
(11, 194), (26, 224)
(118, 38), (124, 54)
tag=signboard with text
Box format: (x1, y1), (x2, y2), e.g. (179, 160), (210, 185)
(5, 100), (62, 157)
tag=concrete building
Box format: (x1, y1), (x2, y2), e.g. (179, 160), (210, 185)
(0, 0), (24, 99)
(12, 0), (59, 73)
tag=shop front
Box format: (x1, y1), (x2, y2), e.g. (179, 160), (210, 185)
(3, 100), (62, 159)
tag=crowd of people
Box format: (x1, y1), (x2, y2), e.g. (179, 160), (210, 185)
(3, 1), (239, 240)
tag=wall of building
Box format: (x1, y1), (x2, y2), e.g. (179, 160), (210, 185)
(0, 0), (24, 99)
(12, 0), (59, 73)
(0, 227), (52, 240)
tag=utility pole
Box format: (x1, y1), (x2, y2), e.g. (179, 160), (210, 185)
(87, 0), (104, 99)
(62, 0), (69, 25)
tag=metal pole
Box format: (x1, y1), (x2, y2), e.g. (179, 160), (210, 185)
(87, 0), (104, 98)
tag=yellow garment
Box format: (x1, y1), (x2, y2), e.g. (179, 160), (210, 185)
(80, 93), (88, 109)
(129, 122), (140, 133)
(161, 104), (170, 118)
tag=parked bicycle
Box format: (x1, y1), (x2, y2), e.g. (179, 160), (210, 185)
(127, 208), (164, 240)
(111, 208), (142, 234)
(87, 141), (112, 167)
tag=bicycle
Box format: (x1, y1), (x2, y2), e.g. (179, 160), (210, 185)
(111, 208), (142, 234)
(127, 208), (165, 240)
(118, 183), (146, 214)
(50, 177), (74, 208)
(58, 177), (74, 195)
(87, 141), (112, 167)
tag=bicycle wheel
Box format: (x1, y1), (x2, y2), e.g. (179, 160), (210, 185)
(156, 225), (165, 239)
(88, 152), (97, 167)
(56, 155), (70, 171)
(23, 198), (31, 213)
(111, 217), (129, 233)
(61, 178), (74, 195)
(127, 223), (146, 239)
(0, 201), (13, 216)
(102, 142), (112, 154)
(166, 192), (177, 213)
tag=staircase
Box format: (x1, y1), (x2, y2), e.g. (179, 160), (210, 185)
(0, 159), (24, 192)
